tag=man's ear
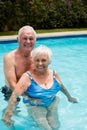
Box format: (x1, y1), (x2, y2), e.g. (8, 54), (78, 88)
(17, 37), (18, 41)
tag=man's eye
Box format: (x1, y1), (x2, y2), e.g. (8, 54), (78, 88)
(23, 37), (34, 40)
(23, 37), (27, 40)
(29, 37), (34, 40)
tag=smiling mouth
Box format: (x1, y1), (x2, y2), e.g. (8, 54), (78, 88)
(37, 66), (43, 69)
(24, 44), (31, 47)
(38, 66), (46, 69)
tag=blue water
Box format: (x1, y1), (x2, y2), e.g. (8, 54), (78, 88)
(0, 36), (87, 130)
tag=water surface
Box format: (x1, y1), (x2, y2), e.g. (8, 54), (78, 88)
(0, 36), (87, 130)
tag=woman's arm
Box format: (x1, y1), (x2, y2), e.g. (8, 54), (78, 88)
(2, 92), (17, 125)
(60, 84), (78, 103)
(2, 73), (30, 125)
(55, 71), (78, 103)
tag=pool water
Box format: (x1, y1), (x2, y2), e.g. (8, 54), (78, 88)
(0, 36), (87, 130)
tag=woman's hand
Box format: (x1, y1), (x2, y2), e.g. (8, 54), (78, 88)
(2, 92), (17, 126)
(68, 97), (78, 103)
(2, 111), (13, 125)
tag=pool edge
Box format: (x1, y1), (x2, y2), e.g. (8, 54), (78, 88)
(0, 31), (87, 43)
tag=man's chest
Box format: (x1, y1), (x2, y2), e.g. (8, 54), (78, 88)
(15, 59), (32, 80)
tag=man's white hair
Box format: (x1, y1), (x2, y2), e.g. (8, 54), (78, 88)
(31, 45), (52, 63)
(18, 25), (36, 40)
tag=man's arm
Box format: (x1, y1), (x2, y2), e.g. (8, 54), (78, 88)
(4, 53), (17, 89)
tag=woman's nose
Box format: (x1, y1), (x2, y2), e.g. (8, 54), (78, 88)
(39, 61), (42, 65)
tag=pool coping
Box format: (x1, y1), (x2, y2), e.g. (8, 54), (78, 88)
(0, 30), (87, 42)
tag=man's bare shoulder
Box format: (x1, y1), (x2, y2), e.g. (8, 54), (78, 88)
(4, 49), (17, 60)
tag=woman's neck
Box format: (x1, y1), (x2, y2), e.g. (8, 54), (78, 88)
(34, 69), (49, 76)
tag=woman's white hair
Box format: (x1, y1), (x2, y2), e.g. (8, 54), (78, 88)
(18, 25), (36, 40)
(31, 45), (52, 63)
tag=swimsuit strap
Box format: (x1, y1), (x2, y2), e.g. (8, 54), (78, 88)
(26, 70), (55, 80)
(53, 70), (56, 79)
(26, 71), (33, 80)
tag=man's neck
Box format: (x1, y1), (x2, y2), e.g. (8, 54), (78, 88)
(18, 49), (31, 58)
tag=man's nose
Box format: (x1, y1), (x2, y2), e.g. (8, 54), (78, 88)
(27, 38), (30, 43)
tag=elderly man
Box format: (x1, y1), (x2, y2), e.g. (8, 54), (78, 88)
(2, 25), (36, 100)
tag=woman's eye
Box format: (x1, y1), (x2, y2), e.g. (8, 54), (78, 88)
(42, 59), (46, 62)
(35, 59), (47, 62)
(35, 59), (39, 62)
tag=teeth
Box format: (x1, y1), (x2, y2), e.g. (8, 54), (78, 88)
(24, 44), (31, 47)
(38, 66), (43, 68)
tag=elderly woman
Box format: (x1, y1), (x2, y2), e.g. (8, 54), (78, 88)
(2, 45), (77, 130)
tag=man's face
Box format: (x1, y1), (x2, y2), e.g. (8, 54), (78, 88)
(18, 29), (36, 52)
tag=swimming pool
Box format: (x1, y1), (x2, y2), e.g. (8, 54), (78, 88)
(0, 35), (87, 130)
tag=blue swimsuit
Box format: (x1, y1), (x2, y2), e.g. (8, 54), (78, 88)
(23, 71), (60, 107)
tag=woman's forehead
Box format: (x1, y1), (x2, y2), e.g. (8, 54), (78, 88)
(34, 54), (48, 58)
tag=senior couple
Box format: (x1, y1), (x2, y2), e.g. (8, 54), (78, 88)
(2, 25), (78, 130)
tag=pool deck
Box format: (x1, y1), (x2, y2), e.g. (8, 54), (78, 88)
(0, 30), (87, 41)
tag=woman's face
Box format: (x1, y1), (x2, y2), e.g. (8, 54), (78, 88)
(33, 54), (50, 73)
